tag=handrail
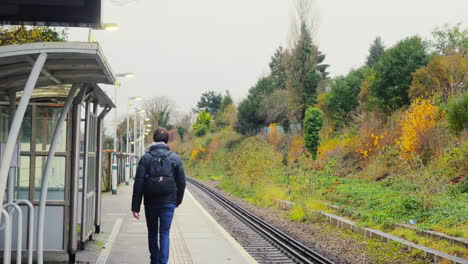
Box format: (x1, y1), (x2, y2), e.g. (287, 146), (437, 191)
(3, 203), (22, 264)
(15, 199), (34, 264)
(0, 209), (12, 264)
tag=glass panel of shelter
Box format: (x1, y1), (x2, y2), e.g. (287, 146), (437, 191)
(0, 105), (32, 201)
(0, 103), (68, 202)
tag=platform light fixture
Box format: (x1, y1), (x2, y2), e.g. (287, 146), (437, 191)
(117, 72), (135, 78)
(102, 23), (119, 31)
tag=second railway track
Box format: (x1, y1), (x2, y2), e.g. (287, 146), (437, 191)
(187, 178), (333, 264)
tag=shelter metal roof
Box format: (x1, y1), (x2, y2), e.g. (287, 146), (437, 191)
(0, 42), (116, 94)
(17, 83), (116, 108)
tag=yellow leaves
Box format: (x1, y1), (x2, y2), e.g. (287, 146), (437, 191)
(288, 136), (305, 163)
(268, 123), (284, 150)
(409, 55), (468, 102)
(0, 26), (67, 47)
(358, 131), (387, 159)
(397, 98), (442, 161)
(189, 145), (206, 161)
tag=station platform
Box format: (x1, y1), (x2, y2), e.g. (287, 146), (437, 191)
(83, 181), (257, 264)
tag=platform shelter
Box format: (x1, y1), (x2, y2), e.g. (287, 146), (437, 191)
(0, 42), (116, 263)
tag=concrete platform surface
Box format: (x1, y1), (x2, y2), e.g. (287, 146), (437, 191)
(91, 181), (257, 264)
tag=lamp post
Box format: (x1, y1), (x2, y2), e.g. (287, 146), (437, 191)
(133, 109), (145, 179)
(111, 73), (134, 194)
(126, 96), (141, 185)
(143, 121), (150, 154)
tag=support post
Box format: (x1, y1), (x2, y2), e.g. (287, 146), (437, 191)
(0, 53), (47, 208)
(7, 90), (16, 204)
(68, 91), (84, 261)
(95, 107), (111, 233)
(80, 98), (91, 250)
(36, 84), (79, 264)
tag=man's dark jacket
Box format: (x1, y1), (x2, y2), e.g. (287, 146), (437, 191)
(131, 144), (186, 213)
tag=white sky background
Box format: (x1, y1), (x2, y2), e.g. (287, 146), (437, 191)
(67, 0), (467, 127)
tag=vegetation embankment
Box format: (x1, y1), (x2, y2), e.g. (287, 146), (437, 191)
(168, 19), (467, 260)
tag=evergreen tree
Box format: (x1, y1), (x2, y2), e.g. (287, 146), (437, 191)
(370, 36), (429, 112)
(326, 67), (369, 127)
(196, 91), (223, 115)
(236, 77), (276, 134)
(220, 90), (233, 111)
(287, 23), (325, 122)
(269, 46), (287, 90)
(366, 37), (385, 67)
(303, 107), (323, 159)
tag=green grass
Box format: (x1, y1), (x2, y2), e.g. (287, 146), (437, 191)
(321, 176), (468, 232)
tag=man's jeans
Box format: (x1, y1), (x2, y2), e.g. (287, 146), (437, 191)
(144, 203), (176, 264)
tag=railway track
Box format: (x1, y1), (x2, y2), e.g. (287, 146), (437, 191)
(187, 178), (333, 264)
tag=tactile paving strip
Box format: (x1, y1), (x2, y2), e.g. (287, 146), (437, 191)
(169, 219), (194, 264)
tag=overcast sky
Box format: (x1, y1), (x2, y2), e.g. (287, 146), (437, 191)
(68, 0), (467, 125)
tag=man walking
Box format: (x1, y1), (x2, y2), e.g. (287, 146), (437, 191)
(132, 127), (186, 264)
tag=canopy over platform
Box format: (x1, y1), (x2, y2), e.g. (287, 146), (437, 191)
(0, 42), (116, 94)
(16, 83), (116, 108)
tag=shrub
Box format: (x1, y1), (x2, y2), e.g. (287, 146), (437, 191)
(287, 136), (305, 164)
(288, 204), (307, 222)
(192, 110), (213, 137)
(225, 136), (283, 188)
(397, 98), (442, 161)
(267, 123), (285, 150)
(303, 107), (324, 158)
(446, 92), (468, 136)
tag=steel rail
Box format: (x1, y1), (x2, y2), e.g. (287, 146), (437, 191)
(187, 178), (333, 264)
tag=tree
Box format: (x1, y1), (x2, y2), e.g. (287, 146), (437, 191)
(214, 103), (237, 130)
(431, 23), (468, 56)
(0, 26), (68, 46)
(192, 110), (213, 137)
(196, 91), (223, 115)
(370, 36), (429, 112)
(174, 112), (193, 141)
(303, 107), (323, 159)
(269, 46), (287, 90)
(237, 95), (261, 135)
(219, 90), (233, 112)
(259, 89), (290, 129)
(358, 68), (378, 112)
(236, 77), (277, 134)
(287, 23), (322, 122)
(285, 0), (329, 122)
(326, 67), (369, 127)
(366, 37), (385, 67)
(142, 96), (175, 130)
(410, 55), (467, 102)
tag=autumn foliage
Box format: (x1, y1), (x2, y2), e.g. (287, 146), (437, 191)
(410, 55), (467, 102)
(397, 98), (442, 161)
(0, 26), (67, 46)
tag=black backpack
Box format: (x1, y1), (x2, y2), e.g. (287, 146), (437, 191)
(144, 150), (177, 197)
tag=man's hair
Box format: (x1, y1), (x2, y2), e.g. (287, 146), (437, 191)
(153, 127), (169, 143)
